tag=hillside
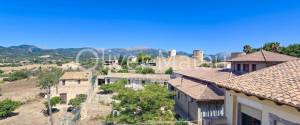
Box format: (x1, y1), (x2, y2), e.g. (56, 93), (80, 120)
(0, 45), (191, 60)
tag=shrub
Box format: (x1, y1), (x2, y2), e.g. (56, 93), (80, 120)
(135, 67), (155, 74)
(100, 79), (127, 93)
(0, 99), (21, 117)
(165, 67), (173, 74)
(68, 94), (87, 108)
(3, 70), (28, 81)
(0, 70), (3, 74)
(44, 96), (61, 109)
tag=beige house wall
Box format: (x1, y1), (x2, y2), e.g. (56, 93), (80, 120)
(51, 80), (91, 103)
(174, 90), (199, 122)
(231, 62), (267, 73)
(225, 90), (300, 125)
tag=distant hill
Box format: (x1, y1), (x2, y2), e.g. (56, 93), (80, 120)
(0, 45), (191, 60)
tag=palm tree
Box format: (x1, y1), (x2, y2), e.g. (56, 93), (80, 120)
(243, 45), (253, 54)
(38, 68), (63, 125)
(263, 42), (281, 52)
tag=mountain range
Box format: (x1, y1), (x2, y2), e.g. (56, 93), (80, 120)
(0, 45), (191, 59)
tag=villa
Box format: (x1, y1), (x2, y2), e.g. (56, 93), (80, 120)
(216, 60), (300, 125)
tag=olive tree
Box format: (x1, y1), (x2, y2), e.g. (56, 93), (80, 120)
(38, 68), (63, 125)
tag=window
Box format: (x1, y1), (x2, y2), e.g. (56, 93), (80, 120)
(243, 64), (250, 72)
(237, 64), (241, 71)
(78, 80), (81, 84)
(62, 80), (65, 86)
(252, 64), (257, 71)
(177, 92), (180, 99)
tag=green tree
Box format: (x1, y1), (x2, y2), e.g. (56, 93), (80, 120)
(137, 53), (151, 64)
(38, 68), (63, 125)
(109, 83), (175, 124)
(262, 42), (281, 52)
(280, 44), (300, 57)
(0, 99), (21, 117)
(165, 67), (173, 74)
(243, 45), (253, 54)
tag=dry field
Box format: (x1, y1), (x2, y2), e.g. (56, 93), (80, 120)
(0, 64), (58, 73)
(0, 78), (64, 125)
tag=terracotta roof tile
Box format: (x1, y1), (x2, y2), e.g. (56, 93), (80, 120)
(168, 77), (224, 101)
(216, 60), (300, 108)
(100, 73), (170, 81)
(228, 50), (298, 62)
(175, 67), (238, 83)
(60, 71), (90, 80)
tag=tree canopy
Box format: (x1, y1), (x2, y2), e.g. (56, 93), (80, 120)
(243, 45), (253, 54)
(105, 80), (175, 124)
(243, 42), (300, 57)
(137, 52), (151, 64)
(165, 67), (173, 74)
(38, 68), (63, 89)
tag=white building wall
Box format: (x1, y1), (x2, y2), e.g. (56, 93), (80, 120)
(225, 91), (300, 125)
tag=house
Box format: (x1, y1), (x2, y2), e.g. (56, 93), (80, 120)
(168, 67), (238, 124)
(228, 50), (297, 74)
(216, 60), (300, 125)
(98, 73), (170, 89)
(154, 49), (204, 73)
(51, 71), (92, 104)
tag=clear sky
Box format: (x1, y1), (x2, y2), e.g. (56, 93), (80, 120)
(0, 0), (299, 54)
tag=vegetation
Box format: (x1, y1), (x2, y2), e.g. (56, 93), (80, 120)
(38, 68), (63, 125)
(106, 80), (175, 124)
(200, 63), (211, 67)
(44, 96), (61, 109)
(135, 67), (155, 74)
(100, 79), (127, 93)
(0, 70), (3, 74)
(243, 44), (253, 54)
(137, 52), (151, 64)
(243, 42), (300, 57)
(165, 67), (173, 74)
(68, 94), (87, 108)
(3, 70), (28, 82)
(0, 99), (21, 117)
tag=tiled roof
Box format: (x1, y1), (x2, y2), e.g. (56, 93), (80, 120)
(100, 73), (170, 81)
(175, 67), (238, 83)
(168, 77), (224, 101)
(228, 50), (298, 62)
(216, 60), (300, 108)
(60, 71), (90, 80)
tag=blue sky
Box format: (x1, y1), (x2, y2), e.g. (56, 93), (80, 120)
(0, 0), (299, 54)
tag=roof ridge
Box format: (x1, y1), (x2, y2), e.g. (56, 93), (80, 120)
(261, 49), (268, 62)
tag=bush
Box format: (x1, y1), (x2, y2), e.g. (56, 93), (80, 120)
(0, 99), (21, 117)
(135, 67), (155, 74)
(165, 67), (173, 74)
(68, 94), (87, 108)
(100, 79), (127, 93)
(44, 96), (61, 109)
(0, 70), (3, 74)
(3, 70), (28, 82)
